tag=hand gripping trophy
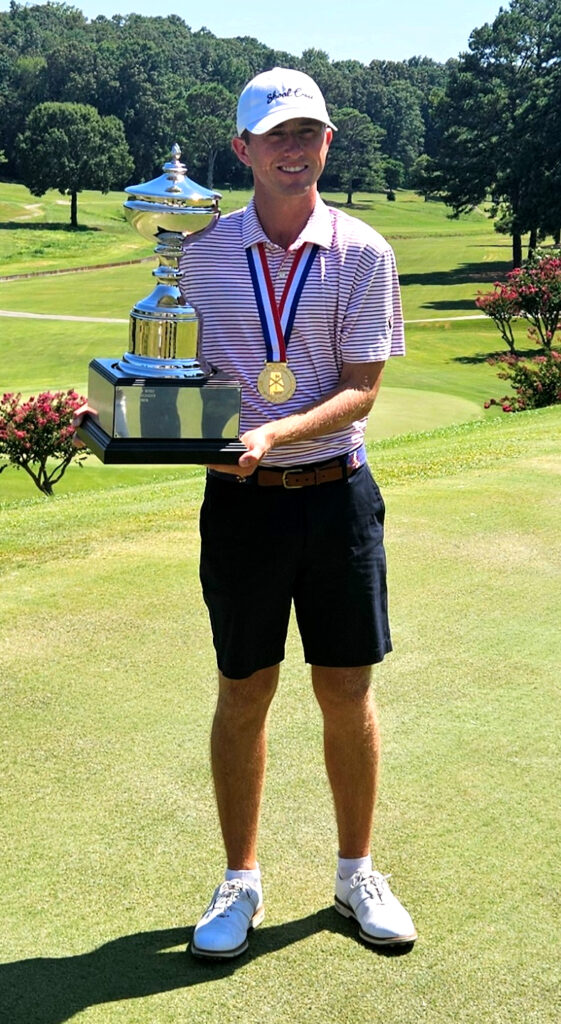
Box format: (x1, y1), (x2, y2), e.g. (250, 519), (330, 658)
(77, 145), (245, 464)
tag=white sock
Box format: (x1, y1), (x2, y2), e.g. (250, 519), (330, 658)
(337, 854), (373, 880)
(225, 865), (262, 898)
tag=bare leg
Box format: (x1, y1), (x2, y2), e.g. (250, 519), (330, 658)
(211, 665), (280, 869)
(311, 665), (379, 858)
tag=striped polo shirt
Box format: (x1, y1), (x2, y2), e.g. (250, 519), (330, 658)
(178, 195), (405, 466)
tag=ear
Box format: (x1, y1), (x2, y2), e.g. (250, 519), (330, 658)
(232, 135), (251, 167)
(325, 127), (333, 150)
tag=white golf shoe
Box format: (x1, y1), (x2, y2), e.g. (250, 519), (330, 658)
(191, 879), (265, 959)
(335, 869), (417, 946)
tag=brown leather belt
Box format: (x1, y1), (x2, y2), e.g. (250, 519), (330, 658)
(257, 461), (356, 488)
(208, 455), (362, 489)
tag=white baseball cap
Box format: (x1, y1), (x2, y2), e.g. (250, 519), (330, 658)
(236, 67), (337, 136)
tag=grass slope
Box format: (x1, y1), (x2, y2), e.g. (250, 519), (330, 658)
(0, 185), (533, 503)
(1, 409), (560, 1024)
(0, 182), (153, 275)
(1, 185), (559, 1023)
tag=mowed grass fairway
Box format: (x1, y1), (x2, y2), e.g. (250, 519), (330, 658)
(1, 185), (560, 1023)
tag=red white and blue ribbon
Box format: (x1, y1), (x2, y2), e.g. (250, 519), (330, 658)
(246, 241), (319, 362)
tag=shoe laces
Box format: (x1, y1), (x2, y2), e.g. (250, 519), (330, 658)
(210, 879), (251, 917)
(350, 870), (392, 904)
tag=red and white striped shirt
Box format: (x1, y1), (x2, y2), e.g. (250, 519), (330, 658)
(178, 195), (405, 466)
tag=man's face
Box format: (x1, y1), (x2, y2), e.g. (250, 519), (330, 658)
(232, 118), (333, 201)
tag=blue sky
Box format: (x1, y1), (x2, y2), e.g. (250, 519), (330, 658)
(2, 0), (506, 64)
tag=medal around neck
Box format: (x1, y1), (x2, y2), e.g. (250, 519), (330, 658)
(246, 240), (318, 409)
(76, 145), (246, 464)
(257, 362), (296, 403)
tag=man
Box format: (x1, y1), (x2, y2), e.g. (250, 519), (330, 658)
(178, 66), (417, 959)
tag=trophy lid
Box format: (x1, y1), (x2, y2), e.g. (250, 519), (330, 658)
(125, 144), (221, 207)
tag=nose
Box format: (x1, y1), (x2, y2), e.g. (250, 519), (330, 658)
(282, 132), (304, 155)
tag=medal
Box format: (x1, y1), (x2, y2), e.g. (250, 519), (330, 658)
(247, 240), (319, 404)
(257, 361), (297, 403)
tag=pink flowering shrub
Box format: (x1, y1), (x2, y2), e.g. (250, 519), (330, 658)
(476, 252), (561, 353)
(485, 350), (561, 413)
(475, 285), (520, 353)
(0, 389), (87, 495)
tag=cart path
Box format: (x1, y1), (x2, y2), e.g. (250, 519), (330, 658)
(0, 310), (128, 323)
(0, 309), (487, 326)
(0, 256), (154, 283)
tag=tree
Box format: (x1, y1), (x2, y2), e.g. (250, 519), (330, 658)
(382, 157), (405, 191)
(376, 79), (425, 179)
(15, 101), (133, 226)
(96, 31), (186, 180)
(43, 40), (98, 104)
(432, 0), (561, 267)
(327, 107), (383, 204)
(179, 82), (236, 188)
(409, 153), (442, 200)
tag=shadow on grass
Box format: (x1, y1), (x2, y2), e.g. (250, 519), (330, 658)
(422, 299), (479, 312)
(399, 260), (509, 288)
(453, 347), (538, 364)
(325, 199), (374, 210)
(0, 222), (101, 232)
(0, 909), (414, 1023)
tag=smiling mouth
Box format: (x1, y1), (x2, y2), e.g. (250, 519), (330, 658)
(279, 165), (307, 173)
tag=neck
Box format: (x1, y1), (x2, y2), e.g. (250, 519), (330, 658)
(253, 189), (317, 249)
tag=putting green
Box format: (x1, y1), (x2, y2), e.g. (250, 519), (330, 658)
(367, 386), (483, 440)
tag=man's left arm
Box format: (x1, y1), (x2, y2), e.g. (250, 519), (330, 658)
(236, 360), (385, 474)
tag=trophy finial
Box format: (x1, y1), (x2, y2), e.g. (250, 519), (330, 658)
(171, 143), (181, 162)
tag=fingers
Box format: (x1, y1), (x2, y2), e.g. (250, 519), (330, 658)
(238, 450), (262, 471)
(239, 426), (273, 470)
(72, 404), (98, 448)
(204, 428), (270, 476)
(72, 402), (97, 427)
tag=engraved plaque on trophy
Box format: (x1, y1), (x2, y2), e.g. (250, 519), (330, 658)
(77, 144), (246, 464)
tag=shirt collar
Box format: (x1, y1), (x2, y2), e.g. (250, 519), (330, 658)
(241, 195), (333, 251)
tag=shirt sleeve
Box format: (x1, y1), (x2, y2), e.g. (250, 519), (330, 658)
(340, 244), (405, 363)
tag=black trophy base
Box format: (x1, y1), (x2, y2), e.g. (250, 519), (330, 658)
(77, 416), (247, 465)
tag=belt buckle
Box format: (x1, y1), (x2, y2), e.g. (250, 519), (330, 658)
(282, 468), (304, 489)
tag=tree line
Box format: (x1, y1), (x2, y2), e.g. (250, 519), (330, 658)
(1, 0), (560, 264)
(0, 1), (448, 215)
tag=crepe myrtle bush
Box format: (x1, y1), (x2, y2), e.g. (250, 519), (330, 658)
(476, 251), (561, 355)
(485, 350), (561, 413)
(0, 389), (87, 495)
(475, 283), (520, 354)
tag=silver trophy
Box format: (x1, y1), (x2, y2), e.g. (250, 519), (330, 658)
(77, 144), (245, 464)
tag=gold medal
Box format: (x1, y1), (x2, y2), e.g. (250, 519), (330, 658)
(257, 361), (297, 404)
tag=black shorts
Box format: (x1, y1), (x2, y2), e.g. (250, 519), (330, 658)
(199, 462), (392, 679)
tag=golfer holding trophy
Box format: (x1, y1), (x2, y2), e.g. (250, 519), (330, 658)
(181, 67), (417, 958)
(74, 64), (417, 959)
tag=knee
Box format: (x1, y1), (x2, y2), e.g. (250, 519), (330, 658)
(312, 665), (373, 714)
(215, 666), (279, 725)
